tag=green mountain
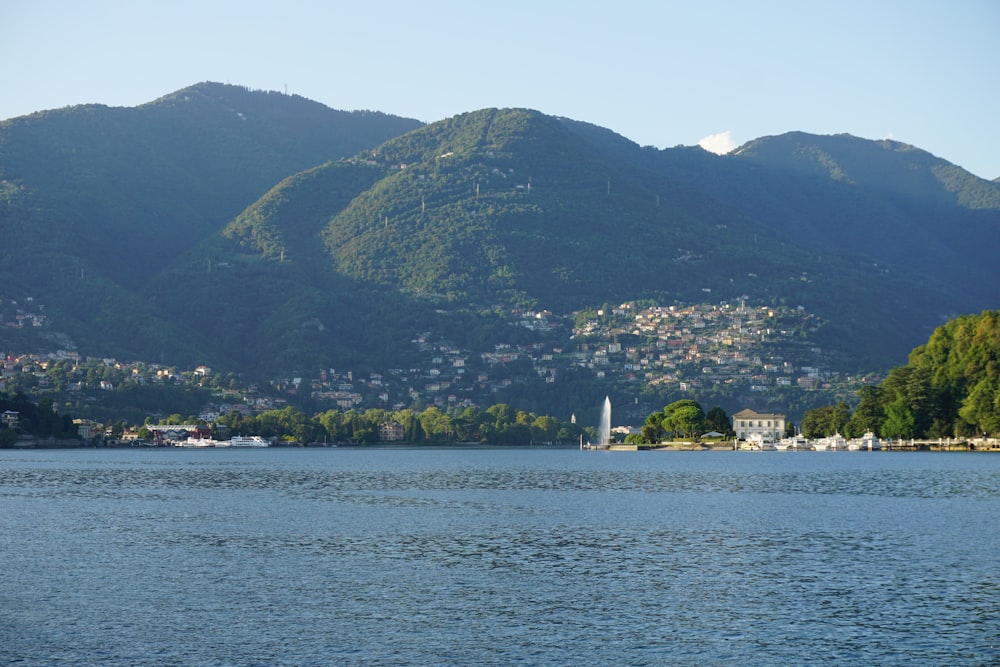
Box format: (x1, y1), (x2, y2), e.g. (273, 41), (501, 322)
(0, 82), (422, 361)
(2, 89), (998, 396)
(222, 109), (997, 366)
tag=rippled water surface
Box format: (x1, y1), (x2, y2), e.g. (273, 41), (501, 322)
(2, 448), (998, 666)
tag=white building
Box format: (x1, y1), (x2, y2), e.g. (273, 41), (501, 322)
(732, 408), (786, 442)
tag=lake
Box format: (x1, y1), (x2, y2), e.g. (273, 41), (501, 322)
(1, 447), (997, 666)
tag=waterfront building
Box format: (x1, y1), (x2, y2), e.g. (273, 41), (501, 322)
(732, 408), (786, 442)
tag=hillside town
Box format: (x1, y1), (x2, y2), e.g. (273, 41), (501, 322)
(2, 291), (870, 437)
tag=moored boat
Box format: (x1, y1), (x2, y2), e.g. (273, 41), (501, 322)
(780, 434), (810, 450)
(848, 431), (881, 450)
(177, 437), (229, 448)
(747, 432), (777, 450)
(229, 435), (269, 448)
(813, 433), (846, 450)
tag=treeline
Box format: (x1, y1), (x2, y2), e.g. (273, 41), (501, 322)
(801, 310), (1000, 438)
(182, 403), (588, 446)
(627, 400), (734, 444)
(0, 392), (79, 446)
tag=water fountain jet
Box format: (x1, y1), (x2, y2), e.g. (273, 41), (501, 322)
(598, 395), (612, 447)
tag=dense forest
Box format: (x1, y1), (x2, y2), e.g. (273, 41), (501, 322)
(797, 311), (1000, 439)
(0, 393), (79, 446)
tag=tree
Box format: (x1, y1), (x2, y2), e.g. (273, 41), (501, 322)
(530, 415), (559, 443)
(419, 407), (453, 441)
(959, 376), (1000, 436)
(832, 401), (851, 435)
(846, 385), (884, 437)
(801, 401), (851, 438)
(640, 411), (665, 444)
(881, 398), (916, 440)
(663, 400), (705, 440)
(314, 409), (342, 442)
(486, 403), (514, 430)
(704, 406), (731, 436)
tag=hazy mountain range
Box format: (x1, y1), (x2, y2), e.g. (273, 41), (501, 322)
(2, 82), (997, 385)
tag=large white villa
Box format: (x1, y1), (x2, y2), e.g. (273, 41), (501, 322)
(732, 408), (786, 442)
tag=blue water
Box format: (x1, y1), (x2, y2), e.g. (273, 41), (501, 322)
(1, 448), (997, 666)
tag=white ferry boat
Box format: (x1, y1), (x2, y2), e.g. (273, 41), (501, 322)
(177, 437), (229, 448)
(229, 435), (269, 448)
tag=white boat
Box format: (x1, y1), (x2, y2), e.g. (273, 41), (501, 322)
(751, 433), (778, 451)
(779, 435), (810, 451)
(814, 433), (846, 451)
(848, 431), (881, 451)
(229, 435), (269, 448)
(177, 437), (229, 448)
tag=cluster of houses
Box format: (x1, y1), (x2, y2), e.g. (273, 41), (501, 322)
(3, 297), (849, 430)
(273, 301), (838, 414)
(0, 295), (47, 330)
(570, 301), (833, 392)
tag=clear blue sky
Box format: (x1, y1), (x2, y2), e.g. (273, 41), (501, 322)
(3, 0), (998, 179)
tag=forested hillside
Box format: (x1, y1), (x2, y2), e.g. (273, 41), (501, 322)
(1, 86), (998, 414)
(0, 83), (422, 363)
(801, 310), (1000, 439)
(885, 310), (1000, 437)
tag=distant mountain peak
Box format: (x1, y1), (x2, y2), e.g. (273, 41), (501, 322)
(732, 131), (1000, 208)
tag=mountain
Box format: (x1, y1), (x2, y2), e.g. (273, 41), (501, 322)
(0, 82), (422, 361)
(214, 109), (997, 365)
(643, 133), (1000, 351)
(2, 88), (998, 410)
(649, 132), (1000, 298)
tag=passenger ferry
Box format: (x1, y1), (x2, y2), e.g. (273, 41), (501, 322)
(229, 435), (269, 448)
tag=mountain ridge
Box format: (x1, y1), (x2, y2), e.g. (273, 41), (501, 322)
(1, 84), (997, 407)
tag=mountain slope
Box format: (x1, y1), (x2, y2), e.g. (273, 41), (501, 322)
(0, 83), (423, 363)
(2, 88), (997, 384)
(0, 82), (422, 266)
(203, 109), (998, 370)
(647, 132), (1000, 306)
(733, 132), (1000, 209)
(321, 109), (776, 309)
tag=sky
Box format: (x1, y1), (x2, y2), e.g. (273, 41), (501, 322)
(2, 0), (998, 179)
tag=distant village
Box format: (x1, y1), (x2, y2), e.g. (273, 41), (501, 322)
(2, 292), (869, 436)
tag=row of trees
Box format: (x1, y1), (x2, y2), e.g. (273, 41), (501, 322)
(150, 402), (589, 446)
(801, 310), (1000, 439)
(0, 392), (79, 446)
(627, 400), (733, 444)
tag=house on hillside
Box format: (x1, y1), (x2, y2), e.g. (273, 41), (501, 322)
(732, 408), (786, 442)
(1, 410), (19, 429)
(378, 422), (405, 441)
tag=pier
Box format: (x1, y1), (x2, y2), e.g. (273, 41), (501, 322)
(879, 438), (999, 451)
